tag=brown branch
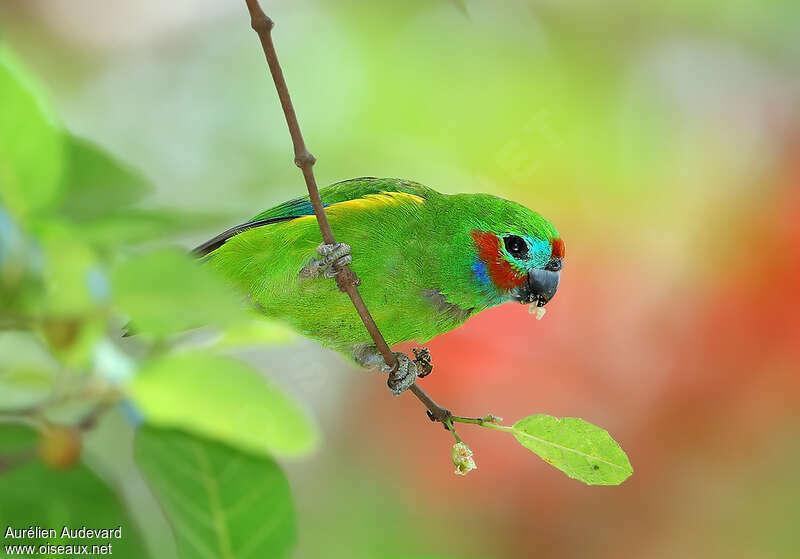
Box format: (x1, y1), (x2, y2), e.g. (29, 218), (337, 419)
(243, 0), (452, 423)
(0, 448), (36, 475)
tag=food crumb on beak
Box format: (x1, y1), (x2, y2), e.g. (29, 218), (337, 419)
(529, 305), (546, 320)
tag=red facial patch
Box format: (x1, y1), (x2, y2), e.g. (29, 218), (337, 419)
(470, 230), (527, 291)
(550, 237), (565, 259)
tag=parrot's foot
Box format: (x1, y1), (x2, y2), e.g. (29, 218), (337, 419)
(412, 347), (434, 378)
(299, 243), (352, 280)
(385, 353), (418, 395)
(352, 345), (419, 396)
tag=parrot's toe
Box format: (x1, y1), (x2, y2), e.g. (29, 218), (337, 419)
(412, 347), (434, 378)
(299, 242), (352, 279)
(386, 353), (418, 396)
(351, 345), (420, 395)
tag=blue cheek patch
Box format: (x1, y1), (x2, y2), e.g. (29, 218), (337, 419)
(472, 258), (491, 285)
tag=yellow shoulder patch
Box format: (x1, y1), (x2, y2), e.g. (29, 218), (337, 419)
(295, 191), (425, 223)
(327, 191), (425, 214)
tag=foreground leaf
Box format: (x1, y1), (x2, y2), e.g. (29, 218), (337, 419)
(0, 425), (149, 558)
(135, 427), (295, 559)
(214, 319), (295, 349)
(512, 415), (632, 485)
(77, 209), (228, 250)
(111, 249), (248, 337)
(128, 352), (317, 458)
(37, 222), (100, 316)
(51, 140), (227, 249)
(0, 206), (44, 313)
(0, 331), (56, 410)
(55, 133), (151, 220)
(0, 45), (63, 220)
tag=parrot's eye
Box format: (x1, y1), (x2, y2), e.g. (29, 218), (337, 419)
(503, 235), (529, 259)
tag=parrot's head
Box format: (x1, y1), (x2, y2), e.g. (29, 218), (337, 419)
(468, 197), (564, 308)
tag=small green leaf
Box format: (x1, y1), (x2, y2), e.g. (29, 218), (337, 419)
(77, 209), (226, 249)
(214, 319), (295, 349)
(0, 45), (63, 220)
(135, 427), (296, 559)
(0, 206), (44, 313)
(0, 425), (150, 558)
(128, 352), (317, 458)
(36, 222), (100, 316)
(111, 249), (248, 337)
(512, 415), (633, 485)
(40, 316), (107, 371)
(0, 331), (57, 410)
(55, 133), (151, 220)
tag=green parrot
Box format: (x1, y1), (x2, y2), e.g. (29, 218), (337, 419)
(194, 177), (564, 394)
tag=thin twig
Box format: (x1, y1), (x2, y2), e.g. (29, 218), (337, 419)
(0, 448), (37, 475)
(76, 400), (117, 431)
(444, 417), (463, 443)
(0, 414), (42, 429)
(243, 0), (453, 422)
(451, 414), (511, 432)
(243, 0), (393, 363)
(410, 384), (451, 423)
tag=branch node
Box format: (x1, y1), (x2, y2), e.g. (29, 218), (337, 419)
(251, 15), (274, 33)
(247, 0), (274, 32)
(426, 406), (452, 427)
(294, 150), (316, 168)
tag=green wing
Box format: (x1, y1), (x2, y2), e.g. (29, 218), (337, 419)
(193, 177), (434, 257)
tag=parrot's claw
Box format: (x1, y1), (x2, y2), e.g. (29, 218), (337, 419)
(383, 353), (418, 396)
(300, 243), (352, 280)
(351, 345), (420, 396)
(412, 347), (433, 378)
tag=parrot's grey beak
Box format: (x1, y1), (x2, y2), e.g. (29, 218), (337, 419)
(514, 268), (560, 307)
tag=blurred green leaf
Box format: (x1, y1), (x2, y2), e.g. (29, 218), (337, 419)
(0, 425), (150, 558)
(36, 222), (100, 316)
(0, 422), (36, 450)
(40, 316), (107, 372)
(52, 133), (225, 250)
(0, 206), (43, 314)
(512, 415), (633, 486)
(128, 352), (316, 458)
(55, 134), (151, 220)
(77, 209), (227, 251)
(214, 319), (295, 349)
(0, 332), (56, 410)
(135, 427), (295, 559)
(0, 45), (63, 221)
(111, 249), (248, 337)
(46, 133), (223, 251)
